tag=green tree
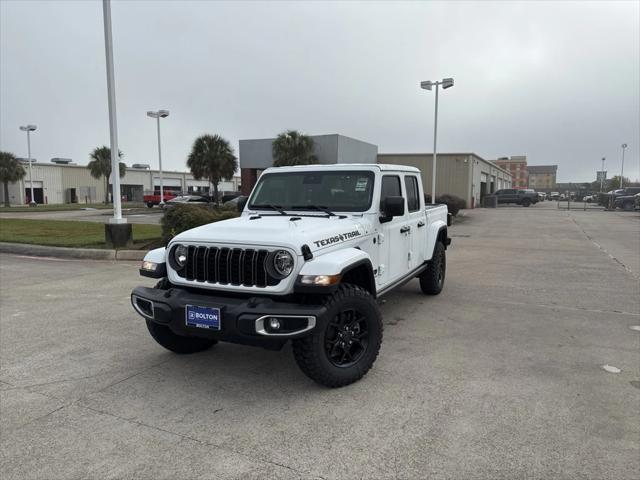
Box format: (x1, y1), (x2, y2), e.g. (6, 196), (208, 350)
(604, 176), (638, 192)
(0, 151), (26, 207)
(187, 134), (238, 205)
(88, 146), (126, 203)
(272, 130), (317, 167)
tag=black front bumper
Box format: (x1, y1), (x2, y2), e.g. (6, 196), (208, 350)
(131, 286), (327, 350)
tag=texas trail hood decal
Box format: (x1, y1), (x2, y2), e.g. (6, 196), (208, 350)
(312, 229), (362, 248)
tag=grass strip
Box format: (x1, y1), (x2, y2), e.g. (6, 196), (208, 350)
(0, 218), (161, 249)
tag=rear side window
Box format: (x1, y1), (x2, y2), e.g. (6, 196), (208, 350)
(404, 176), (420, 212)
(380, 176), (401, 209)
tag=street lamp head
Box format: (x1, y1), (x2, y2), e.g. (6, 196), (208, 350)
(420, 80), (433, 91)
(622, 143), (627, 149)
(147, 110), (170, 118)
(442, 78), (454, 89)
(19, 125), (37, 132)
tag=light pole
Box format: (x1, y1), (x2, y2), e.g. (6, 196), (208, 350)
(420, 77), (454, 204)
(147, 110), (169, 205)
(19, 125), (37, 206)
(620, 143), (628, 188)
(101, 0), (132, 248)
(600, 157), (605, 192)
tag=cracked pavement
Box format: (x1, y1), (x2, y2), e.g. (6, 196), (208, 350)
(1, 204), (638, 479)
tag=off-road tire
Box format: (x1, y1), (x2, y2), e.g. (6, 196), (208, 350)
(622, 201), (634, 211)
(145, 278), (217, 354)
(147, 201), (154, 208)
(419, 241), (446, 295)
(522, 198), (531, 207)
(292, 284), (383, 388)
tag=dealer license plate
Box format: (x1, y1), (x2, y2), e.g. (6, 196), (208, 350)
(185, 305), (221, 330)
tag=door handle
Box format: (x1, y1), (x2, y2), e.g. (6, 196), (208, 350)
(400, 226), (411, 234)
(417, 221), (425, 228)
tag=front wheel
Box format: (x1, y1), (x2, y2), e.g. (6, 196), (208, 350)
(420, 241), (446, 295)
(146, 201), (154, 208)
(292, 284), (383, 388)
(522, 198), (531, 207)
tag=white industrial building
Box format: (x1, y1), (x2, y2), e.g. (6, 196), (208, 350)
(1, 161), (241, 205)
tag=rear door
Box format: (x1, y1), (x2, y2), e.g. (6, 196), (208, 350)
(404, 174), (425, 270)
(377, 175), (409, 287)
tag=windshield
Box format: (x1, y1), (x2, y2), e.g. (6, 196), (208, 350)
(248, 170), (375, 212)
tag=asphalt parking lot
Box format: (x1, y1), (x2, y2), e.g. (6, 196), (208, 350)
(1, 204), (638, 479)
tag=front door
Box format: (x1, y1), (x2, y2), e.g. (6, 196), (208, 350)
(377, 175), (409, 288)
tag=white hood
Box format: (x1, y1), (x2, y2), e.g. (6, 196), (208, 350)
(171, 214), (372, 253)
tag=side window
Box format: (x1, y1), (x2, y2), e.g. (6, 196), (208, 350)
(380, 175), (401, 209)
(404, 176), (420, 212)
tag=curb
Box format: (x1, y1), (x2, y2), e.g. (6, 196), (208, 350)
(0, 242), (147, 261)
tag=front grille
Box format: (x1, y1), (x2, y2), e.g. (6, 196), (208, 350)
(178, 246), (279, 287)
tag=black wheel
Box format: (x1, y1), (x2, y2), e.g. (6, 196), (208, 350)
(147, 202), (154, 208)
(522, 198), (531, 207)
(623, 201), (634, 211)
(292, 284), (382, 388)
(145, 278), (217, 354)
(420, 241), (446, 295)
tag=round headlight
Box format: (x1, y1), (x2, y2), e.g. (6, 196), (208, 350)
(269, 250), (294, 279)
(173, 244), (188, 269)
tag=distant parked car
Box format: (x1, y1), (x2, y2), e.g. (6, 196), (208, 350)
(601, 187), (640, 207)
(163, 195), (213, 209)
(549, 192), (560, 200)
(494, 189), (538, 207)
(521, 189), (539, 204)
(635, 193), (640, 210)
(614, 193), (638, 211)
(144, 191), (178, 208)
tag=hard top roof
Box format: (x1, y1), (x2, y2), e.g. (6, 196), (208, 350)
(263, 163), (420, 173)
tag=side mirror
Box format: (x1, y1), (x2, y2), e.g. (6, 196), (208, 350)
(237, 196), (248, 212)
(381, 196), (405, 220)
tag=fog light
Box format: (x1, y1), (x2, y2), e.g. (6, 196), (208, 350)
(268, 318), (281, 331)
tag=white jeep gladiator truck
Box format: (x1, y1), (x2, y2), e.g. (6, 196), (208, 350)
(132, 164), (451, 387)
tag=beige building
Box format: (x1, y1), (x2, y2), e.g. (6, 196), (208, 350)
(1, 162), (240, 205)
(527, 165), (558, 191)
(377, 153), (512, 208)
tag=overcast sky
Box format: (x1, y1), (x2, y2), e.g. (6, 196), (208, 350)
(1, 0), (638, 182)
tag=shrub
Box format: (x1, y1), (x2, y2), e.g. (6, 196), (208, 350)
(436, 194), (466, 216)
(161, 204), (239, 245)
(423, 193), (466, 216)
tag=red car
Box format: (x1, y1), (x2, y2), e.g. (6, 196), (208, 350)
(143, 191), (178, 208)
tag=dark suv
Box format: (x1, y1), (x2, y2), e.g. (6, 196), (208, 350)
(494, 189), (538, 207)
(602, 187), (640, 208)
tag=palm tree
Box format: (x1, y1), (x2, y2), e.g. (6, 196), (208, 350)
(88, 146), (126, 203)
(272, 130), (318, 167)
(187, 134), (238, 205)
(0, 151), (26, 207)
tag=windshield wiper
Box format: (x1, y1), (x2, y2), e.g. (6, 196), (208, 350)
(251, 203), (288, 215)
(291, 204), (336, 217)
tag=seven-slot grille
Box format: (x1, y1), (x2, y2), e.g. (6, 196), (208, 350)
(177, 246), (280, 287)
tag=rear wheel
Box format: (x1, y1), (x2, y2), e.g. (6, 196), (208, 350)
(292, 284), (382, 388)
(146, 201), (154, 208)
(145, 279), (217, 354)
(623, 201), (634, 211)
(420, 241), (446, 295)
